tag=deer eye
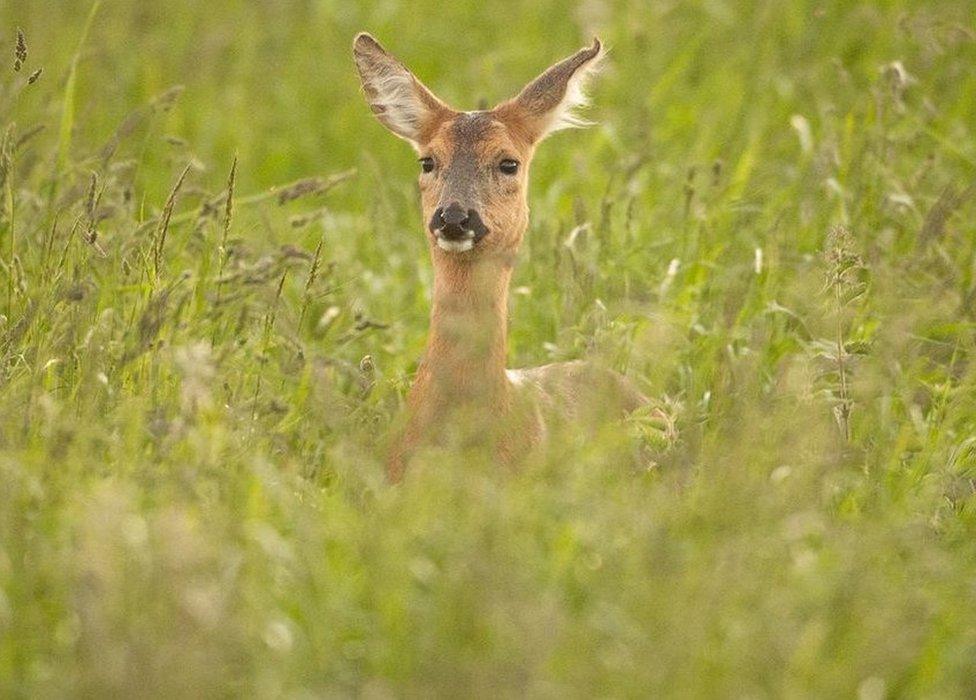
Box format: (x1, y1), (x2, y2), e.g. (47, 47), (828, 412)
(419, 157), (435, 174)
(499, 159), (519, 175)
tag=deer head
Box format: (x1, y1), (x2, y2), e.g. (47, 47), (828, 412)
(353, 33), (603, 258)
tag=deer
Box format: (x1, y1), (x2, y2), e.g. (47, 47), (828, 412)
(352, 33), (671, 482)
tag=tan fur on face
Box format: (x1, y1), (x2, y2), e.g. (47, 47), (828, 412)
(419, 113), (534, 258)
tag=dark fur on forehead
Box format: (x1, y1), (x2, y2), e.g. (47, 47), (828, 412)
(440, 113), (494, 205)
(451, 112), (493, 142)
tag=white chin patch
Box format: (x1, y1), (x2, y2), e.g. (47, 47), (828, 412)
(436, 237), (475, 253)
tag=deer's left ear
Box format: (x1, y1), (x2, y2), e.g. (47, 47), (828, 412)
(496, 38), (604, 144)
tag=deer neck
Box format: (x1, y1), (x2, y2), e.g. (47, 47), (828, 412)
(419, 253), (513, 405)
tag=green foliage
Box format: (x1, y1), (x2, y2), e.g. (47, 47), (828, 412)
(1, 0), (976, 695)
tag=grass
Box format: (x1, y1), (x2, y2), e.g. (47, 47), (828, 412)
(1, 0), (976, 696)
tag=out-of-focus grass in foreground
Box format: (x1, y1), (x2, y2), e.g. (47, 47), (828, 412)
(1, 1), (976, 696)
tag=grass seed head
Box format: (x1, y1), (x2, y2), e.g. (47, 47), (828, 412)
(824, 225), (867, 304)
(14, 28), (27, 71)
(151, 85), (185, 112)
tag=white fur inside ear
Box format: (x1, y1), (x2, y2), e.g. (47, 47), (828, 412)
(364, 69), (430, 143)
(539, 48), (604, 138)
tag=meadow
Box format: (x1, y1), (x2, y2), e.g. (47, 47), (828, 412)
(2, 0), (976, 696)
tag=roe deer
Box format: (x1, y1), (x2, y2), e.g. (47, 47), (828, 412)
(353, 33), (671, 481)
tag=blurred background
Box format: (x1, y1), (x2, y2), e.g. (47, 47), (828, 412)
(1, 0), (976, 696)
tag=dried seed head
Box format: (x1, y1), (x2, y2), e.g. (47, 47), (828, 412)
(288, 208), (329, 229)
(276, 177), (324, 205)
(14, 28), (27, 72)
(882, 60), (913, 91)
(359, 354), (376, 396)
(359, 354), (375, 373)
(151, 85), (185, 113)
(86, 172), (98, 219)
(275, 169), (356, 205)
(12, 254), (26, 295)
(824, 225), (867, 304)
(0, 125), (12, 196)
(152, 163), (192, 277)
(223, 156), (237, 240)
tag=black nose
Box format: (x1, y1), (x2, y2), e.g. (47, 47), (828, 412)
(429, 202), (489, 241)
(442, 202), (468, 228)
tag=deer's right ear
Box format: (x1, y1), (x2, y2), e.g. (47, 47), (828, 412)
(352, 33), (452, 148)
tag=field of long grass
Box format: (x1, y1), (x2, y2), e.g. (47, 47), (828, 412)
(2, 1), (976, 696)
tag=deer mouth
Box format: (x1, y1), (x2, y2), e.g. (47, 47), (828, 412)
(435, 230), (477, 252)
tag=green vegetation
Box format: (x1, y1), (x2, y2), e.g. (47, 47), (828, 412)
(2, 1), (976, 696)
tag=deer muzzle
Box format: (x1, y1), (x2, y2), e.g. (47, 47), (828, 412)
(429, 202), (488, 252)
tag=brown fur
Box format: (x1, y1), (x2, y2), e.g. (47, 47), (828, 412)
(353, 34), (654, 482)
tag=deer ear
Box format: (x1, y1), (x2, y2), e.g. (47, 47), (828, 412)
(352, 33), (453, 147)
(496, 38), (604, 144)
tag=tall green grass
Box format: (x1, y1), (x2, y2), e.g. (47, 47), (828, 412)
(1, 0), (975, 695)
